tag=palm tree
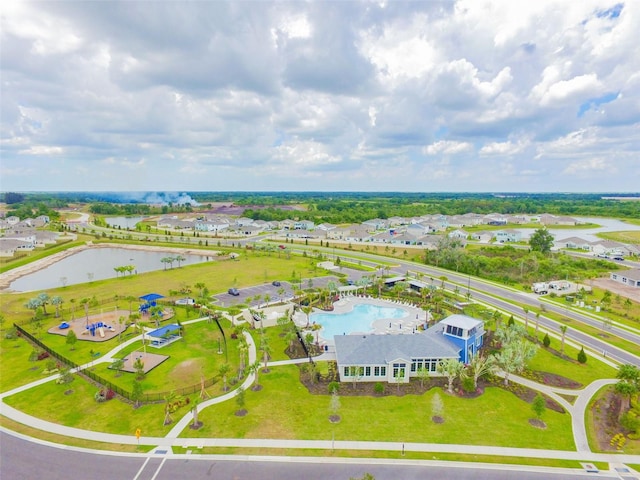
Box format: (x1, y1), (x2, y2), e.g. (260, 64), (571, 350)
(560, 325), (568, 354)
(51, 295), (64, 318)
(37, 293), (50, 315)
(467, 353), (494, 389)
(437, 358), (463, 394)
(175, 255), (186, 268)
(218, 363), (231, 392)
(248, 360), (262, 387)
(523, 307), (529, 331)
(302, 305), (313, 328)
(534, 312), (541, 338)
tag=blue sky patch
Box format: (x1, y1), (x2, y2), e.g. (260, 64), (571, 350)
(578, 92), (618, 117)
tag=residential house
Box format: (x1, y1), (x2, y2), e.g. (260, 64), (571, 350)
(495, 229), (522, 243)
(0, 238), (35, 256)
(470, 231), (494, 243)
(362, 218), (388, 231)
(610, 269), (640, 288)
(556, 237), (592, 251)
(448, 229), (469, 240)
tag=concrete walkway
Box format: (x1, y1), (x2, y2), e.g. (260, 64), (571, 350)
(2, 324), (640, 472)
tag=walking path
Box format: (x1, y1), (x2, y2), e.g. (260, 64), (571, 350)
(1, 318), (639, 475)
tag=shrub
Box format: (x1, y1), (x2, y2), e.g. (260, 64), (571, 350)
(621, 412), (640, 434)
(105, 389), (116, 400)
(328, 381), (340, 394)
(543, 333), (551, 348)
(37, 351), (50, 361)
(95, 390), (107, 402)
(462, 376), (475, 393)
(577, 347), (587, 364)
(374, 382), (385, 395)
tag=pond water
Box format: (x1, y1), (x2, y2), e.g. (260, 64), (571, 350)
(105, 216), (146, 229)
(9, 248), (212, 292)
(311, 303), (409, 340)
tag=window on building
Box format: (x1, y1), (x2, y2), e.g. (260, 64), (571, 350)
(343, 367), (349, 377)
(381, 366), (386, 376)
(365, 366), (371, 377)
(374, 366), (380, 376)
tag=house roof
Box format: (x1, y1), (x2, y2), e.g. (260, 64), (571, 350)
(334, 332), (460, 366)
(612, 268), (640, 281)
(440, 314), (483, 330)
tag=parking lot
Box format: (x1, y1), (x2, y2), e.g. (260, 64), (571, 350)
(212, 275), (343, 307)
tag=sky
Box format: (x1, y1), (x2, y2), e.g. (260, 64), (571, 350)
(1, 0), (639, 193)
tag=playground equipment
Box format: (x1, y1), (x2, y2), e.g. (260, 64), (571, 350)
(58, 322), (70, 329)
(85, 322), (112, 337)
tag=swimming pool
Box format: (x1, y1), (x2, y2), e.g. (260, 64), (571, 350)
(311, 303), (409, 340)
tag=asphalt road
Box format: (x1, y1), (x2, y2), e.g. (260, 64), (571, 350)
(0, 431), (620, 480)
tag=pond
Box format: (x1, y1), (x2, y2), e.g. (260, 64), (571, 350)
(9, 248), (213, 292)
(104, 216), (146, 229)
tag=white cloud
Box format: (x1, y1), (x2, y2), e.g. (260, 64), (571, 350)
(18, 145), (64, 155)
(480, 138), (528, 155)
(423, 140), (473, 156)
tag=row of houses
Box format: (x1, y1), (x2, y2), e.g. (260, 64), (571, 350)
(0, 215), (50, 230)
(555, 237), (640, 257)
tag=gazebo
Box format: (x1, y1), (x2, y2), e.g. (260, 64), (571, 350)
(139, 293), (164, 314)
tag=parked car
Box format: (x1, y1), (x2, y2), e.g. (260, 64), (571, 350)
(272, 281), (281, 287)
(613, 256), (624, 261)
(228, 288), (240, 296)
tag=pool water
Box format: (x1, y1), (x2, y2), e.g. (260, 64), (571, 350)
(311, 303), (408, 340)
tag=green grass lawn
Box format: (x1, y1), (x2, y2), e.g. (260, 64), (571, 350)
(92, 320), (239, 395)
(596, 231), (640, 243)
(181, 365), (575, 451)
(525, 337), (617, 386)
(2, 373), (177, 437)
(0, 335), (52, 392)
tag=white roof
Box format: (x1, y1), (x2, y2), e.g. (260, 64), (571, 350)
(440, 314), (483, 330)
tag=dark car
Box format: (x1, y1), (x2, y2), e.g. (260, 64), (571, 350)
(272, 281), (281, 287)
(613, 256), (624, 261)
(228, 288), (240, 296)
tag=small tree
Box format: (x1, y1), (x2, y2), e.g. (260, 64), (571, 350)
(111, 358), (125, 377)
(66, 330), (77, 351)
(131, 380), (143, 408)
(133, 357), (145, 380)
(529, 228), (554, 254)
(532, 393), (546, 419)
(235, 386), (246, 413)
(416, 367), (430, 389)
(543, 332), (551, 348)
(329, 390), (341, 423)
(431, 391), (444, 422)
(219, 363), (230, 392)
(577, 346), (587, 364)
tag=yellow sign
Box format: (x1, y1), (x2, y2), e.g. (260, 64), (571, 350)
(135, 428), (141, 439)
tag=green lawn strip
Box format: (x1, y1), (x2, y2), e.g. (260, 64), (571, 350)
(525, 335), (617, 386)
(544, 293), (640, 334)
(596, 231), (640, 243)
(0, 416), (148, 453)
(0, 335), (52, 392)
(180, 365), (574, 451)
(172, 445), (597, 468)
(254, 325), (293, 362)
(625, 464), (640, 472)
(2, 373), (186, 437)
(585, 384), (640, 455)
(538, 310), (639, 357)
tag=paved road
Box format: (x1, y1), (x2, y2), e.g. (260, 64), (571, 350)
(1, 431), (628, 480)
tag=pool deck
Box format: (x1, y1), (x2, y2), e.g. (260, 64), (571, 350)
(295, 296), (430, 346)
